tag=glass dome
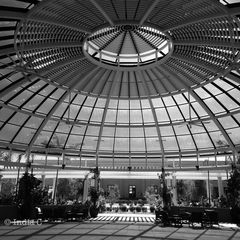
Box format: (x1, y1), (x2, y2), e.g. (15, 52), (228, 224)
(0, 0), (239, 171)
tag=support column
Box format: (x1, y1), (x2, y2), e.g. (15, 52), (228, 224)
(0, 175), (2, 193)
(166, 178), (171, 188)
(51, 177), (57, 203)
(41, 174), (46, 189)
(217, 176), (224, 197)
(172, 174), (178, 206)
(83, 175), (89, 202)
(206, 172), (212, 205)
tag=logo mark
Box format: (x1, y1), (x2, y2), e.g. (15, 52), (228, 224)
(4, 219), (11, 226)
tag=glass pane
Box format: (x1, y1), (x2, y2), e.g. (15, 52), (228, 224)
(130, 110), (142, 123)
(0, 124), (20, 141)
(13, 128), (34, 144)
(84, 96), (96, 106)
(219, 116), (238, 128)
(90, 108), (104, 122)
(115, 127), (129, 137)
(37, 98), (56, 114)
(0, 108), (14, 121)
(65, 135), (83, 149)
(53, 102), (68, 117)
(118, 99), (129, 109)
(167, 106), (183, 121)
(228, 128), (240, 145)
(155, 108), (169, 122)
(228, 88), (240, 104)
(56, 122), (71, 134)
(163, 96), (175, 106)
(160, 126), (174, 136)
(117, 110), (129, 124)
(9, 90), (32, 107)
(141, 99), (150, 108)
(43, 120), (58, 131)
(130, 100), (141, 109)
(102, 127), (115, 137)
(163, 136), (179, 151)
(146, 138), (161, 151)
(131, 138), (145, 151)
(216, 94), (239, 110)
(82, 136), (98, 150)
(114, 138), (129, 151)
(95, 98), (107, 108)
(173, 94), (187, 104)
(142, 109), (154, 123)
(208, 132), (229, 147)
(105, 109), (117, 122)
(9, 112), (29, 125)
(204, 98), (226, 114)
(99, 137), (114, 151)
(145, 127), (158, 137)
(177, 135), (196, 150)
(152, 98), (164, 107)
(193, 133), (213, 149)
(24, 95), (46, 111)
(130, 127), (144, 137)
(86, 126), (100, 136)
(78, 107), (92, 121)
(34, 131), (52, 147)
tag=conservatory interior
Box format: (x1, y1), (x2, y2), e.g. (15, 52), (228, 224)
(0, 0), (240, 234)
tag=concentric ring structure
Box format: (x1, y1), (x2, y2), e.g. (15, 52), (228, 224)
(83, 25), (173, 69)
(0, 0), (240, 172)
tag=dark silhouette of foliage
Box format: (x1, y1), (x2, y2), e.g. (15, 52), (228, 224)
(89, 186), (99, 207)
(227, 165), (240, 207)
(56, 178), (84, 201)
(16, 172), (44, 218)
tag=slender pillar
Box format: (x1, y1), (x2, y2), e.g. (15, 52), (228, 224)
(0, 175), (2, 193)
(41, 174), (46, 189)
(51, 177), (57, 202)
(206, 172), (211, 204)
(217, 176), (224, 197)
(172, 174), (178, 206)
(52, 156), (60, 203)
(83, 174), (89, 202)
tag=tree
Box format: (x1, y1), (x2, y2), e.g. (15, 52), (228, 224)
(56, 178), (71, 201)
(145, 186), (157, 206)
(107, 185), (120, 205)
(176, 180), (192, 204)
(227, 165), (240, 207)
(56, 178), (84, 202)
(227, 164), (240, 225)
(0, 179), (16, 205)
(17, 172), (43, 218)
(191, 180), (207, 202)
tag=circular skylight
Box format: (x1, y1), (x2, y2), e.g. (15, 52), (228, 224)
(83, 25), (172, 70)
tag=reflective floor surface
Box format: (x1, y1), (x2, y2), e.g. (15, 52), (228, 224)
(0, 214), (239, 240)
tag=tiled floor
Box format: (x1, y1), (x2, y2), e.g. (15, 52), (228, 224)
(0, 213), (239, 240)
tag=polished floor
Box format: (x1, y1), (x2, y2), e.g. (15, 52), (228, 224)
(0, 213), (239, 240)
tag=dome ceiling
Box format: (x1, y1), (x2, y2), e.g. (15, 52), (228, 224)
(0, 0), (240, 165)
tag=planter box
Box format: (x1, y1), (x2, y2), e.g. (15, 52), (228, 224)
(170, 206), (232, 223)
(0, 205), (19, 221)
